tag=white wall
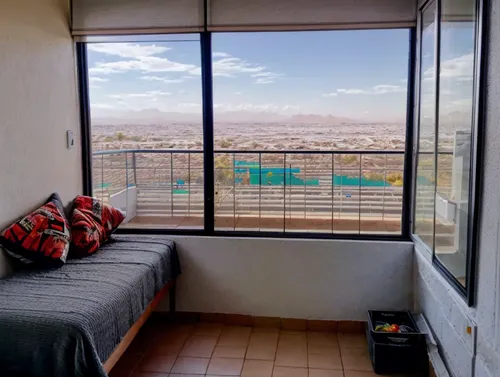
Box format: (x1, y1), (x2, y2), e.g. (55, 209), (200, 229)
(158, 236), (414, 320)
(414, 1), (500, 376)
(0, 0), (82, 277)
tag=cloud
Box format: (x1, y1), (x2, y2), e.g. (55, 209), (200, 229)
(89, 77), (108, 83)
(335, 85), (406, 95)
(337, 88), (366, 94)
(213, 52), (231, 58)
(252, 71), (284, 84)
(212, 56), (266, 77)
(140, 75), (185, 83)
(235, 92), (242, 95)
(91, 56), (197, 75)
(87, 43), (170, 58)
(255, 78), (275, 84)
(322, 93), (338, 97)
(109, 90), (171, 99)
(89, 85), (102, 89)
(423, 53), (474, 81)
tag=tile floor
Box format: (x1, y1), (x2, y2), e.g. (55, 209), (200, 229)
(110, 321), (415, 377)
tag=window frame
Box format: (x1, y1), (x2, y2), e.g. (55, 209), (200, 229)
(76, 27), (416, 242)
(411, 0), (487, 306)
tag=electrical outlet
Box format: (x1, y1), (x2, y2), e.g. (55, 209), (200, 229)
(67, 130), (75, 149)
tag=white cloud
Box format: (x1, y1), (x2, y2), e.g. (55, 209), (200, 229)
(91, 103), (116, 109)
(322, 93), (338, 97)
(335, 85), (406, 95)
(255, 78), (275, 84)
(89, 85), (102, 89)
(89, 77), (108, 83)
(337, 88), (366, 94)
(88, 43), (170, 58)
(251, 71), (284, 84)
(423, 53), (474, 81)
(213, 52), (231, 58)
(212, 57), (265, 77)
(235, 92), (242, 95)
(140, 76), (185, 83)
(109, 90), (171, 99)
(92, 56), (197, 75)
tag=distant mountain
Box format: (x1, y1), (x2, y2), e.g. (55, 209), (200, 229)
(92, 108), (375, 126)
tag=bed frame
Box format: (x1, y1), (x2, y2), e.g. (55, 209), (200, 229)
(103, 279), (176, 373)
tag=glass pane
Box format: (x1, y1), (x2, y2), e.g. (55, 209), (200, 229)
(414, 2), (437, 248)
(435, 0), (477, 287)
(86, 35), (204, 229)
(212, 30), (409, 234)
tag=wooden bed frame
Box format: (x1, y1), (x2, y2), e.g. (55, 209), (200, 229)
(103, 279), (176, 373)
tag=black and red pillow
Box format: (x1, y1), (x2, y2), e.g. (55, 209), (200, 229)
(70, 196), (125, 256)
(0, 193), (71, 267)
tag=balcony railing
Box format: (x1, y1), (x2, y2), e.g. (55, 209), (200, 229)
(91, 149), (419, 235)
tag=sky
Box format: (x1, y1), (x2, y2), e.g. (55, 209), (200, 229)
(87, 28), (475, 123)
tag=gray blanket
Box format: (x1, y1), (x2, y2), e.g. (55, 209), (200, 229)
(0, 236), (180, 377)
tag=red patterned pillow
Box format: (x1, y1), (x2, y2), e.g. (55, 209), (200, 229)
(70, 196), (125, 256)
(0, 193), (71, 267)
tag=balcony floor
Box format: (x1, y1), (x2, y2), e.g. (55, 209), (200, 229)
(109, 320), (424, 377)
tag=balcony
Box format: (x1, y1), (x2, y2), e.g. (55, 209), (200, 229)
(91, 149), (414, 235)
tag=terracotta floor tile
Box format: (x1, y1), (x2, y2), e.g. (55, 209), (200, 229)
(338, 334), (368, 349)
(149, 336), (187, 355)
(308, 344), (340, 356)
(241, 360), (274, 377)
(170, 357), (210, 375)
(222, 326), (253, 336)
(308, 369), (345, 377)
(180, 336), (217, 358)
(307, 320), (338, 332)
(207, 357), (244, 376)
(341, 347), (373, 372)
(193, 323), (224, 337)
(343, 371), (380, 377)
(213, 344), (248, 359)
(246, 342), (277, 360)
(218, 329), (252, 347)
(250, 332), (280, 344)
(274, 349), (308, 368)
(137, 354), (177, 373)
(307, 332), (339, 347)
(252, 327), (281, 334)
(272, 366), (308, 377)
(308, 353), (343, 370)
(132, 373), (170, 377)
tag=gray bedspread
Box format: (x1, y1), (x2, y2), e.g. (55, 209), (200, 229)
(0, 236), (180, 377)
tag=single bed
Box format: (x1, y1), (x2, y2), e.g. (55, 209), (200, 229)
(0, 235), (180, 377)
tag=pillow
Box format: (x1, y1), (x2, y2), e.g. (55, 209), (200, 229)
(70, 196), (125, 256)
(0, 193), (71, 267)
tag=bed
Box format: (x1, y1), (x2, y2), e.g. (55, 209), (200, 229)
(0, 235), (180, 377)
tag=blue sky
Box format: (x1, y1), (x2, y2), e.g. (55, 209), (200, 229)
(87, 28), (474, 123)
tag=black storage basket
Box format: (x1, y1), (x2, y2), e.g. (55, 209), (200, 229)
(367, 310), (428, 375)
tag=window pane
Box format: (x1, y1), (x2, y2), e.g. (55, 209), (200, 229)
(414, 2), (437, 248)
(435, 0), (477, 287)
(87, 35), (204, 229)
(212, 30), (409, 234)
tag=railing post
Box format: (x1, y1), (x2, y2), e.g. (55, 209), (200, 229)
(258, 153), (262, 230)
(132, 152), (137, 186)
(188, 153), (191, 217)
(383, 154), (387, 221)
(331, 153), (335, 233)
(283, 153), (287, 232)
(233, 152), (236, 230)
(359, 153), (362, 234)
(170, 152), (174, 217)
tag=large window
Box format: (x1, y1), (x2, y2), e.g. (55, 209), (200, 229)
(86, 35), (204, 230)
(413, 0), (483, 303)
(212, 30), (409, 234)
(81, 29), (412, 237)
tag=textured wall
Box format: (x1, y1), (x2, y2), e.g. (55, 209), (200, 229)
(158, 236), (414, 320)
(414, 0), (500, 376)
(0, 0), (82, 277)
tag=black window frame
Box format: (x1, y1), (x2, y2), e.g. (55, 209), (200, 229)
(411, 0), (487, 306)
(76, 27), (416, 242)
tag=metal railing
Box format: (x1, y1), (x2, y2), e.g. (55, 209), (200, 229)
(90, 148), (433, 234)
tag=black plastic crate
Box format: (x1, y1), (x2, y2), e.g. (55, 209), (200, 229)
(367, 310), (428, 375)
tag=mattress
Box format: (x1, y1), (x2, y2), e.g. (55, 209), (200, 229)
(0, 236), (180, 377)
